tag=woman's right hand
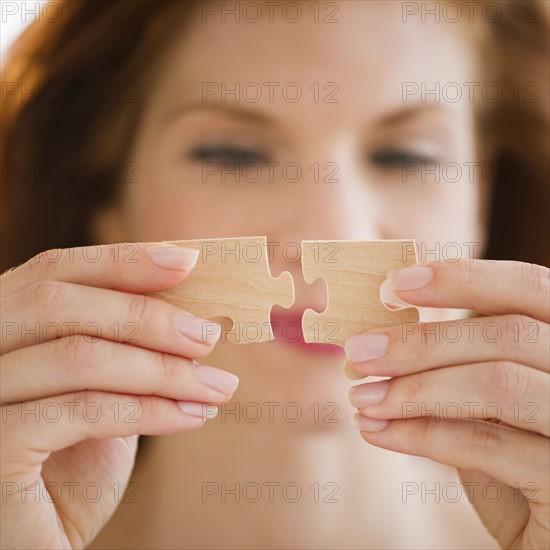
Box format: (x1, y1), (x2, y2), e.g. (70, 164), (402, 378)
(0, 242), (238, 549)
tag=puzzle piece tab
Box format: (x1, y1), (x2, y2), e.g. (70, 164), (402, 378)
(150, 237), (294, 344)
(301, 240), (419, 346)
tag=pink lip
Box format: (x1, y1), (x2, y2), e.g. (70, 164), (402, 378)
(270, 311), (344, 357)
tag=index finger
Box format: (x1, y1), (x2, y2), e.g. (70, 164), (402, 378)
(388, 259), (549, 324)
(1, 242), (199, 299)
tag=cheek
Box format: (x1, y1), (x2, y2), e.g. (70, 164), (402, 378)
(120, 166), (242, 241)
(141, 186), (217, 239)
(123, 154), (294, 241)
(380, 177), (483, 256)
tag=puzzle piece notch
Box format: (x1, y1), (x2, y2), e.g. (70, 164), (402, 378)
(150, 237), (295, 344)
(301, 240), (420, 346)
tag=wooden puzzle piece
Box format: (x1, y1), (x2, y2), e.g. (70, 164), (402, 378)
(301, 240), (420, 346)
(150, 236), (294, 344)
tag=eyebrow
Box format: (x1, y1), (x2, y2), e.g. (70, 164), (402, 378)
(161, 101), (278, 128)
(160, 99), (459, 136)
(375, 102), (458, 127)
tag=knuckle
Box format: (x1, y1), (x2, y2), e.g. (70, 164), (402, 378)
(157, 352), (183, 382)
(24, 279), (69, 310)
(411, 323), (436, 362)
(69, 390), (103, 437)
(467, 419), (500, 450)
(54, 335), (108, 371)
(416, 417), (439, 454)
(500, 315), (530, 355)
(404, 371), (428, 402)
(520, 262), (549, 299)
(126, 294), (156, 329)
(456, 260), (480, 309)
(126, 394), (146, 421)
(457, 259), (479, 286)
(76, 389), (102, 410)
(484, 361), (530, 402)
(25, 248), (65, 280)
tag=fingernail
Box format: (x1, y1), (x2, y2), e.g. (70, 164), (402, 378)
(351, 414), (389, 432)
(349, 380), (390, 407)
(148, 246), (199, 270)
(344, 334), (388, 363)
(387, 266), (433, 291)
(175, 313), (221, 345)
(343, 360), (365, 380)
(195, 365), (239, 394)
(178, 401), (218, 420)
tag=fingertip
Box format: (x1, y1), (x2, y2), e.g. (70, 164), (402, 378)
(343, 360), (367, 380)
(386, 265), (433, 292)
(147, 244), (200, 271)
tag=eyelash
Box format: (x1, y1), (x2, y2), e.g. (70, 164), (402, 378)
(368, 150), (437, 168)
(188, 144), (437, 168)
(189, 144), (269, 164)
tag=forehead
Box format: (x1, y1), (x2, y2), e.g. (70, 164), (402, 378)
(147, 1), (479, 124)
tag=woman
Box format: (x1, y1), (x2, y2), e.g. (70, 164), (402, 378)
(1, 1), (548, 548)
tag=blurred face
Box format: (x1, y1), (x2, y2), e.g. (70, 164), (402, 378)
(93, 1), (487, 422)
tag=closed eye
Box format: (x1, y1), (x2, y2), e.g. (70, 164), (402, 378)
(369, 149), (438, 168)
(188, 144), (270, 165)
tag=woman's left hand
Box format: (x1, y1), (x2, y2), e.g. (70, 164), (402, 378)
(345, 259), (549, 550)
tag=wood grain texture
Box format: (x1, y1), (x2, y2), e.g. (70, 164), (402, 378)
(150, 236), (294, 344)
(301, 240), (419, 346)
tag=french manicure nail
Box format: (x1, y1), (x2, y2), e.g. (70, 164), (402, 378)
(344, 334), (388, 363)
(148, 246), (199, 270)
(178, 401), (218, 420)
(175, 313), (221, 345)
(195, 365), (239, 394)
(387, 266), (433, 291)
(351, 414), (389, 432)
(349, 380), (389, 407)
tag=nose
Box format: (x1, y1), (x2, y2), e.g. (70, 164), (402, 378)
(271, 148), (382, 251)
(268, 147), (383, 310)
